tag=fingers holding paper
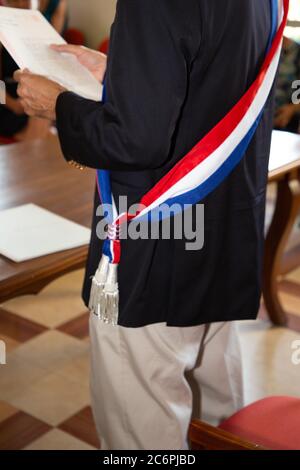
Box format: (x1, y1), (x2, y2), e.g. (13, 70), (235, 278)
(51, 44), (107, 83)
(14, 70), (66, 121)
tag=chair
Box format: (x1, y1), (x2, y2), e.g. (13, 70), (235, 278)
(189, 396), (300, 450)
(98, 38), (110, 55)
(0, 136), (16, 145)
(64, 28), (85, 46)
(189, 420), (265, 450)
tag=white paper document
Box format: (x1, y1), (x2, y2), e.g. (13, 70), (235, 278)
(0, 204), (91, 262)
(0, 6), (102, 101)
(269, 130), (300, 172)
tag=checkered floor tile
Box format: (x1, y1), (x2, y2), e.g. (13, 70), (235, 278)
(0, 270), (99, 450)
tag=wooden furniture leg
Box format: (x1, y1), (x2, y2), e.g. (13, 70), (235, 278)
(263, 173), (300, 325)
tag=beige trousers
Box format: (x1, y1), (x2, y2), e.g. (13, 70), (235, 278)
(89, 314), (244, 450)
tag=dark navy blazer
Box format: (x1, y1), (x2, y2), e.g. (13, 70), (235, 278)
(56, 0), (275, 327)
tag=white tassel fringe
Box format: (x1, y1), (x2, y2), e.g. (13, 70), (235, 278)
(89, 255), (119, 326)
(89, 255), (109, 315)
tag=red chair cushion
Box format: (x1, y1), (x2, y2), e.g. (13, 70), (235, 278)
(64, 28), (85, 46)
(98, 38), (110, 55)
(0, 136), (16, 145)
(219, 396), (300, 450)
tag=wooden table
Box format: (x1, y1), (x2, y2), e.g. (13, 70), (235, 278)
(264, 131), (300, 325)
(0, 136), (95, 304)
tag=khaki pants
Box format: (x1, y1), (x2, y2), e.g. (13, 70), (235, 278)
(89, 314), (244, 450)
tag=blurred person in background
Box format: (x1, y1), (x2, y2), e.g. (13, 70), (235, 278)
(274, 36), (300, 133)
(39, 0), (67, 33)
(0, 0), (67, 141)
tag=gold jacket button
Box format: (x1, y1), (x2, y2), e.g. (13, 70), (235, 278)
(68, 160), (85, 170)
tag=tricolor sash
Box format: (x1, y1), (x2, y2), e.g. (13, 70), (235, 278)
(89, 0), (289, 325)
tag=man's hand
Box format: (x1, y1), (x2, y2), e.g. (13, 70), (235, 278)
(274, 104), (296, 129)
(51, 44), (107, 83)
(13, 70), (66, 121)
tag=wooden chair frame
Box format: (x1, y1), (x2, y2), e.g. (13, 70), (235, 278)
(189, 420), (266, 451)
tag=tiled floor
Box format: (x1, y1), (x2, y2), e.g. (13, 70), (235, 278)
(0, 186), (299, 450)
(0, 271), (100, 450)
(0, 271), (299, 450)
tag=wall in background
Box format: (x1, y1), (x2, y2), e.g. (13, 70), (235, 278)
(286, 0), (300, 42)
(68, 0), (117, 49)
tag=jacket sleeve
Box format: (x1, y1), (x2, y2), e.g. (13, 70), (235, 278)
(55, 0), (200, 171)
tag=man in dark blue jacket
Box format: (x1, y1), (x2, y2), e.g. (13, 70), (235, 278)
(15, 0), (277, 450)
